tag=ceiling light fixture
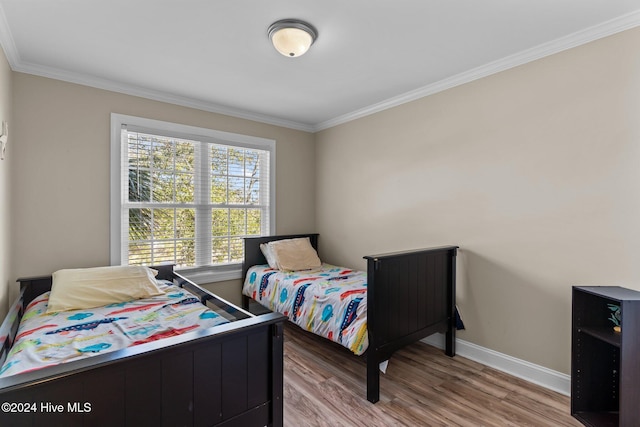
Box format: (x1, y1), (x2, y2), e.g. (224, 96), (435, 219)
(268, 19), (318, 58)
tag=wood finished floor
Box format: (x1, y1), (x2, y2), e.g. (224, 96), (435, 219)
(282, 323), (581, 427)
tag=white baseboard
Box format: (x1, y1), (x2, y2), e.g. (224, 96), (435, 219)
(422, 334), (571, 396)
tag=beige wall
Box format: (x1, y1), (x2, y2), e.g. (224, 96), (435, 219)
(315, 27), (640, 374)
(9, 74), (315, 306)
(0, 46), (12, 320)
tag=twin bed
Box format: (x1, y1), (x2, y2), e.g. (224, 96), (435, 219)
(242, 234), (459, 403)
(0, 264), (285, 427)
(0, 233), (458, 426)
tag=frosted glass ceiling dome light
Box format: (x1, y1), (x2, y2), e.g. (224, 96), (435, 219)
(268, 19), (318, 58)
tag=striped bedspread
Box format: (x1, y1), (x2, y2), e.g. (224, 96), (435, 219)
(0, 282), (229, 377)
(243, 264), (369, 355)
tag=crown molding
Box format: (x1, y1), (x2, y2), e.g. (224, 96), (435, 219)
(1, 5), (639, 134)
(313, 9), (640, 132)
(10, 61), (316, 132)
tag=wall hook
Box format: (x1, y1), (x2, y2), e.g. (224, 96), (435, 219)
(0, 121), (7, 160)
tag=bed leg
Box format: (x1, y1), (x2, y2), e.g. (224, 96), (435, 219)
(366, 353), (380, 403)
(446, 247), (457, 357)
(445, 328), (456, 357)
(272, 322), (284, 427)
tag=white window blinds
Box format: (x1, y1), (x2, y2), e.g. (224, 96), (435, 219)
(111, 114), (275, 270)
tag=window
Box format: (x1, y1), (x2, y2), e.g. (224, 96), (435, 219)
(111, 114), (275, 280)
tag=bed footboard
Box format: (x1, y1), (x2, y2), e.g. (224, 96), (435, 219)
(364, 245), (458, 403)
(0, 316), (284, 427)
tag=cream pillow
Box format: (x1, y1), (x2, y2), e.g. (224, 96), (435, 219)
(268, 237), (322, 272)
(47, 265), (164, 313)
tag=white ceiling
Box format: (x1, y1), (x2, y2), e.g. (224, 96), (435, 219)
(1, 1), (639, 132)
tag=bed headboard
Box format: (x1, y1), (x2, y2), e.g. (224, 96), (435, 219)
(242, 234), (319, 281)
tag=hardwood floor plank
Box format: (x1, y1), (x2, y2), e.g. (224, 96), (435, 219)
(283, 381), (338, 427)
(282, 323), (581, 426)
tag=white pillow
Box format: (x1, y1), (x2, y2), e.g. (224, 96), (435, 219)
(267, 237), (322, 272)
(260, 243), (279, 269)
(46, 265), (164, 313)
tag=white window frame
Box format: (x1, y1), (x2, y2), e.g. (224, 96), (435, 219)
(110, 113), (276, 282)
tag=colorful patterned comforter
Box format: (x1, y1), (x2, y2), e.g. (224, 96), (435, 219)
(243, 264), (368, 355)
(0, 282), (229, 377)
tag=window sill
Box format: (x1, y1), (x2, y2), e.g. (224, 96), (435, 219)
(176, 265), (242, 285)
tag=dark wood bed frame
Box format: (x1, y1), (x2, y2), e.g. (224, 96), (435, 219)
(0, 264), (286, 427)
(242, 233), (458, 403)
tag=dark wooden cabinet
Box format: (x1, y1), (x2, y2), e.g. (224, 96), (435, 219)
(572, 286), (640, 426)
